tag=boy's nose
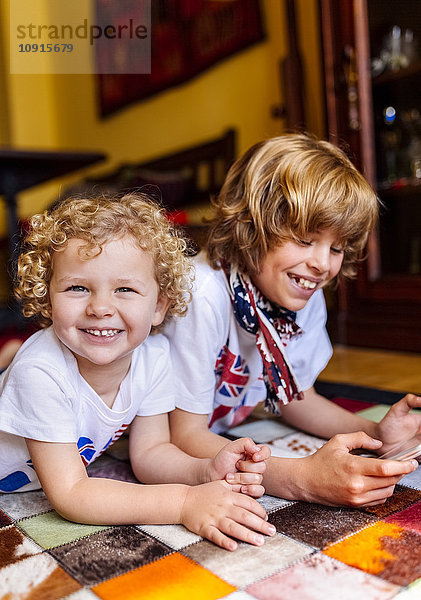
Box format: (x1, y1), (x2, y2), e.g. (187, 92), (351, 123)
(308, 246), (330, 273)
(86, 294), (115, 318)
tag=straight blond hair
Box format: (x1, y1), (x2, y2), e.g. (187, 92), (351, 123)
(207, 134), (379, 278)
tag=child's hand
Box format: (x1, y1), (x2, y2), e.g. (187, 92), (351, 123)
(180, 480), (276, 551)
(209, 437), (270, 498)
(374, 394), (421, 454)
(293, 431), (418, 507)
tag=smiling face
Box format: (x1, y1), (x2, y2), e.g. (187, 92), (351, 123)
(251, 229), (344, 311)
(49, 237), (169, 378)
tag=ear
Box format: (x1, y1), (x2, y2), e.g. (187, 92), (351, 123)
(152, 295), (171, 327)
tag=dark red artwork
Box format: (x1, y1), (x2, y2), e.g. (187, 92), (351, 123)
(96, 0), (265, 117)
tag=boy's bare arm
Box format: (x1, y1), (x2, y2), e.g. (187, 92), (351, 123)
(279, 387), (378, 438)
(169, 392), (375, 458)
(170, 409), (228, 456)
(131, 414), (268, 497)
(26, 438), (186, 524)
(129, 413), (219, 485)
(25, 437), (275, 551)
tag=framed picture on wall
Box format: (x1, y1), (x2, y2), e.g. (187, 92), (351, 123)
(96, 0), (265, 117)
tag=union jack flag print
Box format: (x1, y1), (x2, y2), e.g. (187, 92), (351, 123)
(215, 346), (250, 399)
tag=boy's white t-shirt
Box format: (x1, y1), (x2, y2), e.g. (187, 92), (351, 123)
(165, 254), (332, 433)
(0, 327), (174, 492)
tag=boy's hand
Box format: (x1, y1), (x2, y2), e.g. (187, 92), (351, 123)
(293, 431), (418, 507)
(374, 394), (421, 454)
(180, 480), (276, 551)
(209, 437), (270, 498)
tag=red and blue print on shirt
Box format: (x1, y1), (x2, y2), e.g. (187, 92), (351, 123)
(97, 423), (130, 459)
(78, 424), (130, 465)
(215, 345), (250, 399)
(77, 437), (96, 466)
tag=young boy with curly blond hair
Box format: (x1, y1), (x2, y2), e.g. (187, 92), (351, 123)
(166, 133), (421, 507)
(0, 193), (276, 551)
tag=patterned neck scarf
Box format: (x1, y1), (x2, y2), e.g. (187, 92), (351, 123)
(223, 264), (304, 414)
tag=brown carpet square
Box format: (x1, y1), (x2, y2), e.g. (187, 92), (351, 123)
(361, 485), (421, 518)
(268, 502), (377, 549)
(50, 525), (173, 585)
(0, 509), (12, 527)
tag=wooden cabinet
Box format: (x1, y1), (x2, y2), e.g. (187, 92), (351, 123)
(319, 0), (421, 351)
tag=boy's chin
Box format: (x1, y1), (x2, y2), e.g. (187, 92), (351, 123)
(280, 293), (315, 312)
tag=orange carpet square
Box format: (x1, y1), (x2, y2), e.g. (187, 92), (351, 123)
(324, 522), (421, 586)
(93, 552), (236, 600)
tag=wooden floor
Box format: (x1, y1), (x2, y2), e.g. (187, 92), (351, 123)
(319, 345), (421, 395)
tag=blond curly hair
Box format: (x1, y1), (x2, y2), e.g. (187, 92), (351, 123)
(207, 133), (379, 279)
(15, 193), (193, 329)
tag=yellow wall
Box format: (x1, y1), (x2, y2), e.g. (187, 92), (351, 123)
(0, 0), (324, 225)
(297, 0), (325, 137)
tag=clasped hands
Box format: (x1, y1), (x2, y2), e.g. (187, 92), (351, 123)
(209, 436), (270, 498)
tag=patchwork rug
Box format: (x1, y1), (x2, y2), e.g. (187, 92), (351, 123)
(1, 387), (421, 600)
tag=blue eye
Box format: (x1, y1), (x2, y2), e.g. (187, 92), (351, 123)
(66, 285), (87, 292)
(116, 287), (137, 293)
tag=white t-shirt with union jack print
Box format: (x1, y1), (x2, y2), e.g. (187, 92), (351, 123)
(165, 253), (332, 433)
(0, 327), (174, 492)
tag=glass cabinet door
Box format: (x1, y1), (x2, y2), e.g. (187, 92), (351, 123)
(319, 0), (421, 351)
(368, 0), (421, 276)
